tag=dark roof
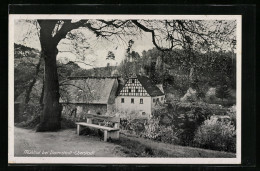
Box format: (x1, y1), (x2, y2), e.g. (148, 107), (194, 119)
(60, 77), (118, 104)
(137, 75), (164, 97)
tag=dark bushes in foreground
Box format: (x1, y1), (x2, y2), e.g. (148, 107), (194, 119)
(194, 118), (236, 152)
(122, 102), (236, 153)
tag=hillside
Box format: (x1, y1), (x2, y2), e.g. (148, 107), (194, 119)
(71, 65), (117, 77)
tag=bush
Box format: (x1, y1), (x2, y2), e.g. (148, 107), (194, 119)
(151, 102), (213, 146)
(141, 118), (179, 144)
(227, 105), (236, 128)
(172, 102), (212, 146)
(120, 102), (235, 152)
(15, 104), (42, 128)
(194, 117), (236, 152)
(141, 118), (161, 140)
(120, 118), (146, 136)
(159, 126), (180, 144)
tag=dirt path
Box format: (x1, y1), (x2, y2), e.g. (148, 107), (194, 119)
(14, 127), (235, 158)
(14, 127), (127, 157)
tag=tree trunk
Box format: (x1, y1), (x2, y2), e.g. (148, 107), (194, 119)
(36, 44), (62, 132)
(36, 20), (62, 132)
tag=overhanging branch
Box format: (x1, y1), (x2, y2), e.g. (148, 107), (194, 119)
(131, 20), (174, 52)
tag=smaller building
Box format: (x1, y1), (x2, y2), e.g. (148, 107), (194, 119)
(115, 75), (165, 118)
(59, 77), (119, 118)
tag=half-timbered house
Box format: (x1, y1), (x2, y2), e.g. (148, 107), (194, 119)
(115, 75), (165, 118)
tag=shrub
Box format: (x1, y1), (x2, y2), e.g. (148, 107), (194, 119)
(151, 102), (213, 146)
(15, 104), (42, 128)
(120, 102), (235, 151)
(141, 118), (180, 144)
(159, 126), (180, 144)
(194, 117), (236, 152)
(120, 118), (146, 136)
(173, 103), (212, 146)
(216, 85), (231, 102)
(227, 105), (236, 128)
(141, 118), (161, 140)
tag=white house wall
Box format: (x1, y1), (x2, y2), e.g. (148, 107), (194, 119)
(115, 96), (152, 115)
(151, 95), (165, 108)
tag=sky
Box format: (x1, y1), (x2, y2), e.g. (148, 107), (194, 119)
(14, 20), (155, 69)
(14, 19), (237, 69)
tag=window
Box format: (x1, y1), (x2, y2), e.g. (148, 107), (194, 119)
(161, 97), (164, 101)
(142, 112), (146, 115)
(136, 89), (138, 93)
(131, 98), (134, 104)
(129, 88), (131, 93)
(153, 99), (155, 103)
(140, 98), (143, 104)
(121, 98), (124, 103)
(157, 98), (159, 101)
(132, 79), (135, 83)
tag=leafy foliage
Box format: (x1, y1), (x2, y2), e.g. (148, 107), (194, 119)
(194, 117), (236, 152)
(216, 84), (231, 101)
(141, 118), (180, 144)
(122, 101), (235, 152)
(227, 105), (236, 128)
(14, 43), (42, 101)
(116, 47), (236, 102)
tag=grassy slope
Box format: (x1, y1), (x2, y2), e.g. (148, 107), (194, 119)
(114, 133), (235, 158)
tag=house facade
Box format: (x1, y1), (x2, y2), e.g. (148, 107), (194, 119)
(115, 75), (165, 118)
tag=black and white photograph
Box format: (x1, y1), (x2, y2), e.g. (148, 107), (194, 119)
(8, 14), (241, 164)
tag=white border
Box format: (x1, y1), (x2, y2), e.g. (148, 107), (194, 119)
(8, 14), (242, 164)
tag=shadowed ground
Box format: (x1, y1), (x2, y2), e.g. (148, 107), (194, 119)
(14, 127), (236, 158)
(14, 127), (127, 157)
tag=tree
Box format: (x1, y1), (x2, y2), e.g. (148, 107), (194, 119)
(36, 20), (132, 131)
(14, 44), (43, 104)
(34, 19), (235, 131)
(216, 84), (230, 103)
(118, 39), (140, 78)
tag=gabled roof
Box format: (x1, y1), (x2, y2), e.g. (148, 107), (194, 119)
(137, 75), (164, 97)
(117, 75), (164, 97)
(60, 77), (118, 104)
